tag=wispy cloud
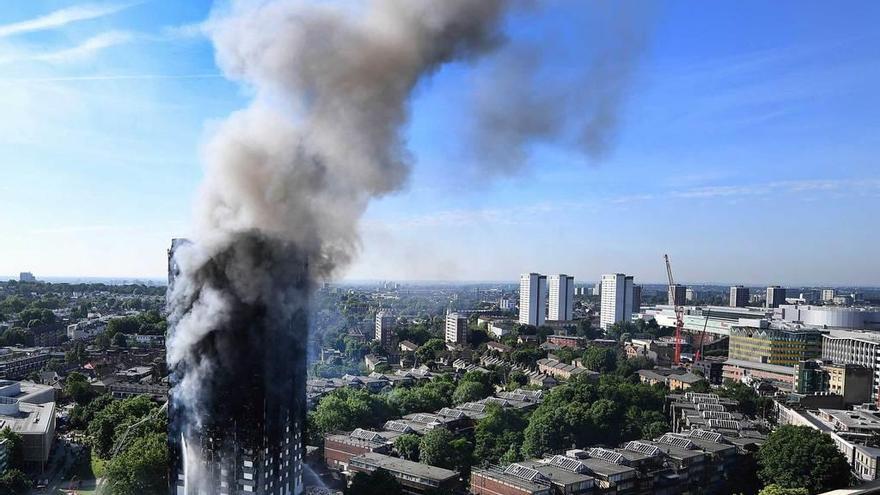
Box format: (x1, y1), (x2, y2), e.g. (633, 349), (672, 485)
(380, 178), (880, 231)
(0, 30), (135, 65)
(0, 73), (223, 83)
(29, 224), (135, 235)
(0, 2), (138, 38)
(610, 178), (880, 203)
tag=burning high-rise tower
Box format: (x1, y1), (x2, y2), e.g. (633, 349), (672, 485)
(166, 1), (646, 494)
(169, 237), (308, 495)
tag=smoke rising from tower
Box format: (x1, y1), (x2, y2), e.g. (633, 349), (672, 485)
(167, 0), (648, 492)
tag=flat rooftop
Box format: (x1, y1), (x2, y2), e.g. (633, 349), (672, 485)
(0, 401), (55, 435)
(350, 452), (458, 482)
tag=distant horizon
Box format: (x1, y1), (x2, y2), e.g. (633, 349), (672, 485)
(3, 274), (878, 290)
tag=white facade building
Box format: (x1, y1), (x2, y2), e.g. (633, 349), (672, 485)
(375, 310), (395, 348)
(600, 273), (634, 330)
(519, 273), (547, 327)
(767, 286), (787, 308)
(822, 289), (836, 302)
(779, 305), (880, 331)
(730, 286), (749, 307)
(823, 330), (880, 405)
(547, 274), (574, 321)
(445, 312), (469, 344)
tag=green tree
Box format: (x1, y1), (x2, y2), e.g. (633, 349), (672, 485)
(757, 425), (850, 494)
(87, 395), (160, 458)
(0, 428), (24, 469)
(112, 332), (129, 347)
(69, 394), (114, 431)
(416, 338), (447, 363)
(474, 403), (526, 466)
(66, 340), (87, 365)
(582, 347), (618, 373)
(615, 356), (655, 378)
(718, 380), (772, 418)
(311, 388), (394, 435)
(0, 469), (32, 495)
(95, 332), (111, 349)
(510, 347), (546, 368)
(64, 372), (95, 405)
(385, 378), (455, 416)
(419, 428), (464, 469)
(394, 433), (421, 461)
(506, 370), (528, 390)
(521, 374), (667, 457)
(453, 380), (488, 404)
(759, 485), (809, 495)
(346, 469), (402, 495)
(104, 432), (169, 495)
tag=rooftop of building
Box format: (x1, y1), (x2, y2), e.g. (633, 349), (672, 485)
(519, 459), (595, 486)
(819, 409), (880, 431)
(350, 452), (458, 482)
(473, 466), (552, 491)
(723, 358), (797, 376)
(0, 380), (54, 404)
(0, 400), (55, 435)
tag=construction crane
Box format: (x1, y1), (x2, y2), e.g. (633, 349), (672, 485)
(695, 308), (712, 362)
(664, 254), (684, 365)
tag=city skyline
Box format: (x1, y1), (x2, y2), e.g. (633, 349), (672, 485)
(1, 1), (879, 285)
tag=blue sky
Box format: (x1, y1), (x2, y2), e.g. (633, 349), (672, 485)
(0, 1), (878, 286)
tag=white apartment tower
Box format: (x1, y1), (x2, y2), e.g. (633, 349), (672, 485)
(375, 310), (394, 348)
(519, 273), (547, 327)
(767, 286), (787, 308)
(548, 274), (575, 321)
(730, 286), (749, 307)
(822, 289), (836, 302)
(445, 312), (469, 344)
(600, 273), (634, 330)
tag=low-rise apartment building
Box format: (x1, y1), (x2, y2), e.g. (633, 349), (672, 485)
(348, 452), (459, 494)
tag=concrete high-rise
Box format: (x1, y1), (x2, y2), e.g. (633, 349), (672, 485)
(632, 285), (642, 314)
(822, 289), (836, 302)
(168, 238), (305, 495)
(547, 274), (574, 321)
(445, 312), (469, 344)
(668, 284), (687, 306)
(519, 273), (547, 327)
(600, 274), (634, 330)
(375, 311), (395, 348)
(685, 288), (696, 302)
(730, 286), (749, 307)
(767, 286), (787, 308)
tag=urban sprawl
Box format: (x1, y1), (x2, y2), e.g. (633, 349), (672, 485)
(0, 265), (879, 494)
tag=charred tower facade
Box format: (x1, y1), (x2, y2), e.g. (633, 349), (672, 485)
(168, 237), (307, 495)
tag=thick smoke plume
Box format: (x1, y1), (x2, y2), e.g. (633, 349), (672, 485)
(167, 0), (648, 490)
(471, 2), (651, 173)
(167, 0), (514, 491)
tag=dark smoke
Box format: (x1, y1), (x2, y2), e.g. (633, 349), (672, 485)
(470, 2), (651, 173)
(168, 0), (517, 491)
(167, 0), (650, 490)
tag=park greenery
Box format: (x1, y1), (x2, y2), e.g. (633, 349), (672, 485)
(0, 428), (30, 494)
(756, 425), (851, 494)
(67, 393), (168, 495)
